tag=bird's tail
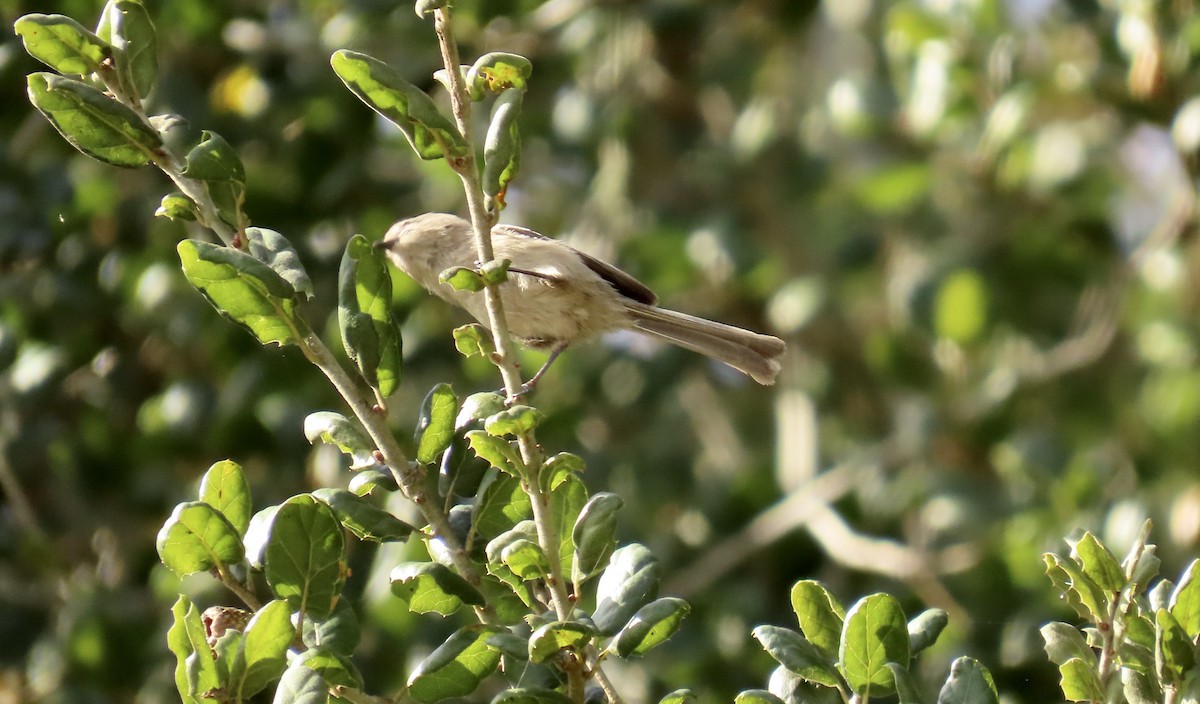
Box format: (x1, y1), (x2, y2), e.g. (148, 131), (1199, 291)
(625, 302), (785, 385)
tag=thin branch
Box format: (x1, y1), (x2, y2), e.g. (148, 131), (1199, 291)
(215, 563), (262, 611)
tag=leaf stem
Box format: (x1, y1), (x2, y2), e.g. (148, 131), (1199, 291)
(298, 330), (482, 586)
(431, 3), (575, 626)
(215, 563), (262, 611)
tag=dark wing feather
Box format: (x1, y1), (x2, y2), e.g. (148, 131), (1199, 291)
(495, 224), (658, 305)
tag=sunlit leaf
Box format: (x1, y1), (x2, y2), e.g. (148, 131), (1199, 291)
(27, 72), (161, 167)
(14, 14), (109, 76)
(156, 501), (244, 576)
(264, 495), (346, 619)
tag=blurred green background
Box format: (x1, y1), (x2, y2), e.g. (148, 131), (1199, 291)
(3, 0), (1200, 701)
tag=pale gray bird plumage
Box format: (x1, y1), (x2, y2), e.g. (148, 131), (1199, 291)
(378, 213), (786, 385)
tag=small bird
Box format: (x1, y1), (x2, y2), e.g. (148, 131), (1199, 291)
(377, 213), (786, 386)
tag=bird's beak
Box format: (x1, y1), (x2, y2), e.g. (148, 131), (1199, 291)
(372, 239), (388, 251)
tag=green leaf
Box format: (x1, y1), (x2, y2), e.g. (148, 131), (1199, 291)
(528, 620), (593, 663)
(503, 538), (551, 580)
(156, 192), (198, 221)
(14, 14), (110, 76)
(290, 647), (362, 689)
(593, 543), (661, 636)
(550, 473), (588, 578)
(96, 0), (158, 97)
(273, 661), (327, 704)
(936, 657), (998, 704)
(303, 411), (378, 470)
(541, 452), (584, 492)
(1170, 559), (1200, 637)
(752, 625), (840, 687)
(181, 130), (245, 181)
(339, 235), (402, 396)
(457, 393), (507, 429)
(439, 265), (486, 292)
(1121, 668), (1161, 704)
(466, 430), (522, 476)
(311, 488), (415, 543)
(473, 471), (533, 540)
(887, 663), (926, 704)
(486, 631), (528, 660)
(658, 690), (697, 704)
(453, 324), (493, 358)
(390, 561), (485, 615)
(483, 88), (523, 201)
(180, 131), (246, 229)
(177, 239), (303, 347)
(768, 666), (842, 704)
(480, 258), (511, 285)
(491, 689), (574, 704)
(349, 468), (398, 496)
(1074, 532), (1126, 593)
(246, 227), (314, 300)
(301, 599), (361, 656)
(1040, 622), (1095, 667)
(467, 52), (533, 94)
(416, 383), (457, 464)
(439, 430), (490, 498)
(264, 495), (346, 619)
(907, 608), (949, 657)
(1044, 553), (1107, 622)
(572, 492), (622, 585)
(735, 691), (786, 704)
(167, 595), (220, 703)
(156, 501), (244, 576)
(229, 600), (293, 699)
(26, 72), (161, 168)
(840, 593), (910, 696)
(407, 625), (506, 703)
(198, 459), (252, 537)
(612, 597), (690, 658)
(1057, 657), (1104, 702)
(485, 405), (545, 437)
(1156, 607), (1194, 685)
(791, 580), (845, 659)
(331, 50), (468, 160)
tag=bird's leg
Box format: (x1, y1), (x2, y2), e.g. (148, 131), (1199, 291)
(509, 343), (567, 401)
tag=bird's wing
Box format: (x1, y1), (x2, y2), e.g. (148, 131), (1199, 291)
(495, 224), (658, 305)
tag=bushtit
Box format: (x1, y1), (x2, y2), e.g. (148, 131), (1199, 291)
(378, 213), (785, 385)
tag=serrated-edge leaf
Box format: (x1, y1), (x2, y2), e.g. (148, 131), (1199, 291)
(1156, 607), (1194, 684)
(156, 501), (245, 576)
(27, 72), (161, 167)
(199, 459), (252, 537)
(390, 561), (485, 615)
(528, 620), (593, 663)
(1074, 532), (1126, 593)
(167, 595), (220, 702)
(473, 471), (534, 540)
(15, 14), (110, 76)
(484, 405), (544, 437)
(1046, 552), (1108, 622)
(466, 430), (522, 476)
